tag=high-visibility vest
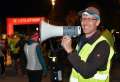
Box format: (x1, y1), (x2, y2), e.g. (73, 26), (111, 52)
(70, 35), (114, 82)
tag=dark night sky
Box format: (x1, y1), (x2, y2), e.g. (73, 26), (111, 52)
(0, 0), (50, 17)
(0, 0), (119, 30)
(0, 0), (119, 16)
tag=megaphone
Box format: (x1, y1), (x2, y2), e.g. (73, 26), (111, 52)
(40, 20), (81, 43)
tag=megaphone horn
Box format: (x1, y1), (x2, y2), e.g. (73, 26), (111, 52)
(40, 20), (81, 42)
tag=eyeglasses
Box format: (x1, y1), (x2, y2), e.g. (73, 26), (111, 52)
(80, 18), (97, 22)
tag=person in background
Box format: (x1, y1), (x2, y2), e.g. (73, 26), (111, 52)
(15, 35), (27, 76)
(65, 10), (79, 26)
(61, 5), (114, 82)
(24, 32), (47, 82)
(0, 48), (5, 77)
(101, 28), (114, 47)
(0, 35), (5, 77)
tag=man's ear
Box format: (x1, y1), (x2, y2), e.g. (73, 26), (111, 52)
(96, 20), (100, 26)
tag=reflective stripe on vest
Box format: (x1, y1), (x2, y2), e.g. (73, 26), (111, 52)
(70, 74), (108, 81)
(93, 73), (108, 80)
(70, 76), (78, 82)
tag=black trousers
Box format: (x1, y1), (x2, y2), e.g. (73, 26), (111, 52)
(26, 70), (43, 82)
(0, 56), (5, 75)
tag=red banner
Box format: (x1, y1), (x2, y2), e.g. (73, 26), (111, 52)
(6, 17), (44, 36)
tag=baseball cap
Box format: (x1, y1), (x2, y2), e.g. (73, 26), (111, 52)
(78, 7), (100, 20)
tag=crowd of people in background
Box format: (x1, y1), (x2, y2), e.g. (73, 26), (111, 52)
(0, 28), (29, 81)
(0, 33), (29, 77)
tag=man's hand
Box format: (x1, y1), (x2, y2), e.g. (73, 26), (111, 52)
(61, 36), (73, 54)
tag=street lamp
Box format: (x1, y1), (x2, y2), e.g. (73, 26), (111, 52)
(49, 0), (56, 23)
(51, 0), (56, 8)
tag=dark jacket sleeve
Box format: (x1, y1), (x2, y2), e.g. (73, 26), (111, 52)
(36, 45), (47, 74)
(68, 40), (110, 78)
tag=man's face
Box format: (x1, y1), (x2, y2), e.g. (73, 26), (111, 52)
(81, 14), (100, 36)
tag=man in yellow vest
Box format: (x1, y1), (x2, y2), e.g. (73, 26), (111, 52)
(61, 5), (114, 82)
